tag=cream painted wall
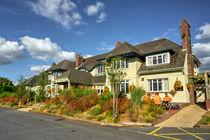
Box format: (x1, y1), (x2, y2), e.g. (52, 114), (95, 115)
(139, 71), (190, 103)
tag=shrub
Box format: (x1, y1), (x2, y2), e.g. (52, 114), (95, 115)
(25, 89), (36, 101)
(102, 86), (110, 94)
(81, 87), (94, 97)
(55, 101), (61, 105)
(103, 99), (113, 112)
(118, 97), (131, 113)
(90, 107), (102, 116)
(145, 117), (152, 123)
(10, 102), (17, 107)
(97, 116), (105, 121)
(150, 104), (165, 114)
(59, 89), (71, 96)
(142, 110), (149, 116)
(113, 118), (119, 123)
(129, 107), (135, 114)
(21, 94), (28, 105)
(151, 112), (157, 118)
(67, 95), (99, 113)
(105, 111), (113, 121)
(99, 93), (112, 106)
(141, 104), (152, 112)
(130, 87), (145, 107)
(45, 97), (59, 104)
(0, 92), (16, 98)
(45, 104), (51, 108)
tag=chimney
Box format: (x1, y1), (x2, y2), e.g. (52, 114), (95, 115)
(76, 53), (84, 68)
(51, 62), (56, 67)
(180, 18), (194, 76)
(116, 41), (122, 48)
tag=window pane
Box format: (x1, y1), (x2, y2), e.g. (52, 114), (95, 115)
(126, 83), (129, 93)
(164, 79), (169, 91)
(148, 57), (152, 65)
(153, 80), (157, 91)
(158, 79), (162, 91)
(120, 82), (125, 93)
(121, 59), (125, 68)
(153, 56), (157, 64)
(126, 59), (129, 68)
(158, 55), (162, 64)
(117, 60), (120, 69)
(163, 54), (168, 63)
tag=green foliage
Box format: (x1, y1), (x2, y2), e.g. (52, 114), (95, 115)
(89, 107), (102, 116)
(37, 72), (47, 103)
(25, 89), (36, 101)
(45, 104), (51, 108)
(97, 116), (105, 121)
(113, 118), (119, 123)
(145, 117), (152, 123)
(129, 107), (135, 114)
(151, 112), (157, 118)
(59, 89), (71, 96)
(17, 74), (27, 101)
(150, 104), (165, 114)
(0, 92), (16, 98)
(0, 77), (13, 86)
(99, 93), (112, 106)
(81, 87), (94, 97)
(105, 111), (113, 121)
(65, 108), (73, 116)
(130, 87), (145, 107)
(0, 85), (17, 94)
(55, 101), (61, 105)
(142, 110), (149, 116)
(10, 102), (18, 107)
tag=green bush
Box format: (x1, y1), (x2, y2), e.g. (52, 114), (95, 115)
(0, 85), (17, 94)
(60, 89), (71, 96)
(99, 93), (112, 106)
(151, 104), (165, 114)
(105, 111), (113, 121)
(47, 110), (52, 113)
(113, 118), (119, 123)
(45, 104), (51, 108)
(145, 117), (152, 123)
(81, 87), (94, 97)
(130, 87), (145, 107)
(90, 107), (102, 116)
(10, 102), (17, 107)
(142, 110), (149, 116)
(55, 101), (61, 105)
(0, 92), (16, 98)
(129, 107), (135, 114)
(151, 112), (157, 118)
(97, 116), (105, 121)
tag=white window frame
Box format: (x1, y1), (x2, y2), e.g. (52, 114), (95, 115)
(147, 78), (169, 92)
(96, 65), (105, 75)
(146, 52), (170, 66)
(112, 58), (129, 69)
(120, 80), (130, 94)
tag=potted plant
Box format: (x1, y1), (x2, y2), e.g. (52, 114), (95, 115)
(174, 80), (183, 91)
(170, 90), (177, 97)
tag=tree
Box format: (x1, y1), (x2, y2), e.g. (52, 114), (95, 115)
(0, 77), (13, 86)
(17, 74), (26, 101)
(38, 72), (47, 103)
(104, 55), (126, 119)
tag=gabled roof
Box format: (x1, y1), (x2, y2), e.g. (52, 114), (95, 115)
(46, 60), (75, 72)
(58, 68), (93, 85)
(25, 75), (40, 86)
(78, 53), (108, 71)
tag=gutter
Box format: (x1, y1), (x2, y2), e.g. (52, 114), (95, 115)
(138, 67), (183, 75)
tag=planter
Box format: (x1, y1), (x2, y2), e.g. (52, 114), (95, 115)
(175, 87), (183, 91)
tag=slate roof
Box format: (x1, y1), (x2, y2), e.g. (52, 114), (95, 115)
(25, 75), (40, 86)
(46, 60), (75, 72)
(78, 53), (108, 71)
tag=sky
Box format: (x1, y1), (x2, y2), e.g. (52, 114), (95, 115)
(0, 0), (210, 83)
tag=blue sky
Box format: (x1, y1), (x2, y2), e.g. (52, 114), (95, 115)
(0, 0), (210, 83)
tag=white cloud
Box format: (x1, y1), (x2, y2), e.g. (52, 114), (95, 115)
(96, 41), (115, 51)
(0, 37), (25, 64)
(20, 36), (75, 62)
(85, 1), (104, 16)
(84, 54), (93, 58)
(195, 23), (210, 42)
(97, 12), (106, 23)
(153, 28), (178, 40)
(30, 65), (50, 74)
(29, 0), (83, 29)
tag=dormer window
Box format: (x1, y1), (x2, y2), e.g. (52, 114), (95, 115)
(146, 53), (170, 66)
(96, 65), (105, 74)
(112, 58), (129, 69)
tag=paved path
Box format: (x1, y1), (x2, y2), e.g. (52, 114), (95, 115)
(156, 104), (207, 128)
(1, 107), (210, 140)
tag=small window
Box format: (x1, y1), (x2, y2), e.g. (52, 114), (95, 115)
(158, 55), (162, 64)
(153, 56), (157, 64)
(148, 78), (168, 92)
(120, 80), (130, 94)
